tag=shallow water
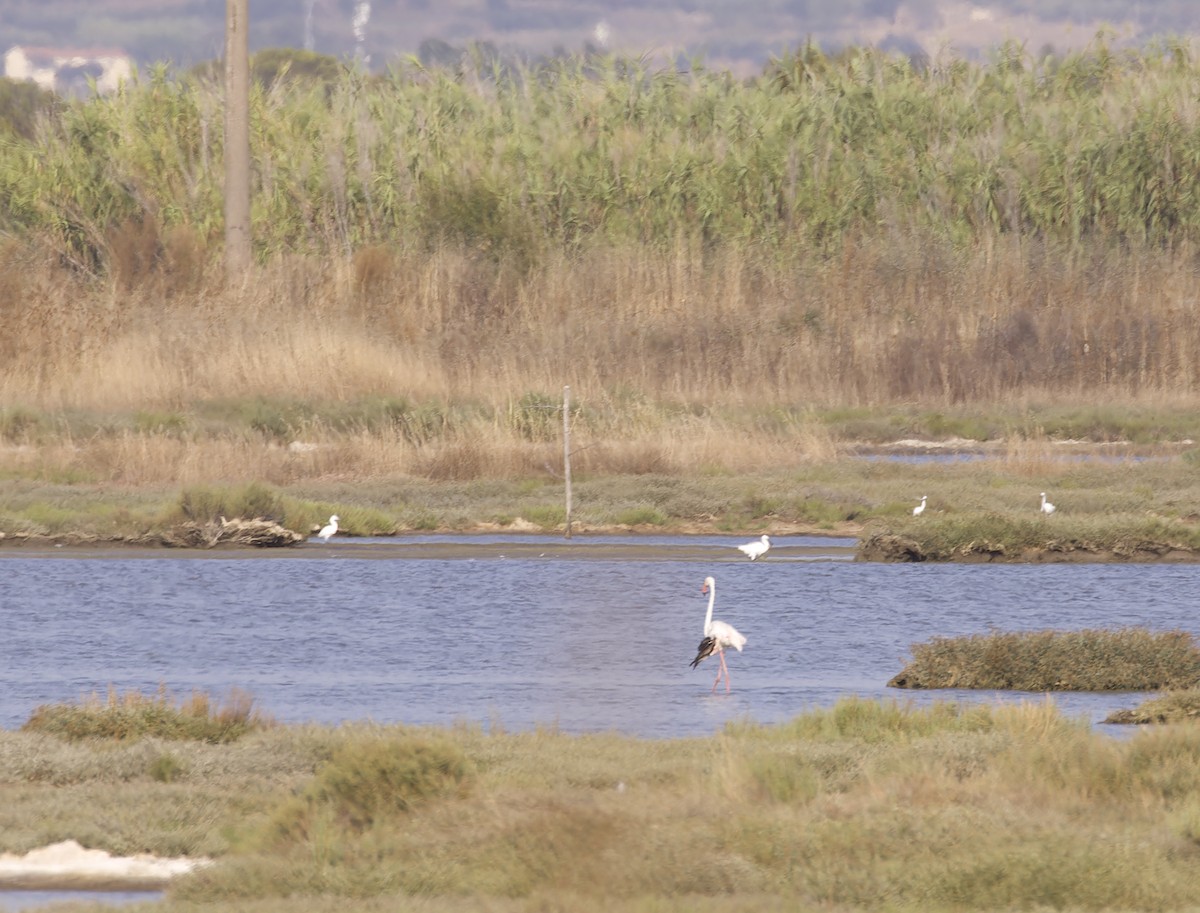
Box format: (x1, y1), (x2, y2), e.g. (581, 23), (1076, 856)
(0, 890), (157, 911)
(1, 532), (1195, 737)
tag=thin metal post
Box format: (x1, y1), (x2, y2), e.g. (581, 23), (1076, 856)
(563, 385), (572, 539)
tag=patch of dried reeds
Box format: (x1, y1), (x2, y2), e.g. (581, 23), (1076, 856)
(5, 236), (1200, 421)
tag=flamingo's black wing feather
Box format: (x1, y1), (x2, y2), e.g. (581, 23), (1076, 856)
(690, 636), (717, 668)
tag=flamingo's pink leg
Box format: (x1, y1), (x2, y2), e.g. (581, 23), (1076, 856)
(711, 647), (732, 693)
(711, 646), (724, 692)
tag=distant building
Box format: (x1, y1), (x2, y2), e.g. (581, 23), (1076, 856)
(3, 46), (134, 96)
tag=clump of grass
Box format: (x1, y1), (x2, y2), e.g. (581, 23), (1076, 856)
(264, 731), (472, 842)
(1105, 690), (1200, 725)
(23, 686), (275, 743)
(148, 751), (186, 783)
(612, 506), (668, 527)
(173, 482), (294, 527)
(522, 504), (566, 529)
(889, 627), (1200, 691)
(133, 410), (189, 436)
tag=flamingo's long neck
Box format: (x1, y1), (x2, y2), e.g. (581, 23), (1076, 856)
(703, 581), (715, 635)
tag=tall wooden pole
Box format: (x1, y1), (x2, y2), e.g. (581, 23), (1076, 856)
(224, 0), (252, 282)
(563, 385), (572, 539)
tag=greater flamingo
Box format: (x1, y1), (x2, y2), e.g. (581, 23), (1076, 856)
(317, 514), (340, 542)
(689, 576), (746, 693)
(1040, 493), (1056, 516)
(737, 534), (771, 560)
(913, 495), (927, 516)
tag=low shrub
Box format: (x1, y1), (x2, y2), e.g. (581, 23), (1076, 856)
(889, 627), (1200, 691)
(175, 482), (289, 525)
(266, 731), (472, 842)
(23, 686), (274, 743)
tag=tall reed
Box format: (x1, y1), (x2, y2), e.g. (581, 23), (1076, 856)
(4, 42), (1200, 460)
(8, 40), (1200, 259)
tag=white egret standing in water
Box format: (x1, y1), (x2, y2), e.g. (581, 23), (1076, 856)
(318, 514), (340, 542)
(737, 534), (771, 560)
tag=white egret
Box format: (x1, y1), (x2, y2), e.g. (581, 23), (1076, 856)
(736, 534), (771, 560)
(317, 514), (340, 542)
(690, 576), (746, 693)
(913, 495), (927, 516)
(1040, 493), (1056, 516)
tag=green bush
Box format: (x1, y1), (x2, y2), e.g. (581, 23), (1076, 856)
(176, 482), (288, 524)
(268, 732), (472, 840)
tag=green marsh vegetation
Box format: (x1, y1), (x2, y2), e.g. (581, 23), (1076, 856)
(22, 685), (274, 743)
(889, 627), (1200, 691)
(3, 41), (1200, 545)
(887, 628), (1200, 728)
(2, 444), (1200, 547)
(11, 694), (1200, 911)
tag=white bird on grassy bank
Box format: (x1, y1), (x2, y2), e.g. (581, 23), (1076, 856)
(1040, 493), (1056, 516)
(317, 514), (340, 542)
(913, 495), (927, 516)
(737, 534), (771, 560)
(690, 576), (746, 694)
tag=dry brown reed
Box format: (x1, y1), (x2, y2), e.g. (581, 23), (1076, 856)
(4, 225), (1200, 505)
(6, 236), (1200, 417)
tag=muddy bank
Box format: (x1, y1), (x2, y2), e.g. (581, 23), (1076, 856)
(0, 537), (858, 562)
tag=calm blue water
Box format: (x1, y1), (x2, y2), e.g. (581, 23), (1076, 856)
(0, 533), (1195, 737)
(0, 890), (156, 911)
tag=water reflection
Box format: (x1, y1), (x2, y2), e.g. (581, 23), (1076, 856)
(1, 536), (1194, 737)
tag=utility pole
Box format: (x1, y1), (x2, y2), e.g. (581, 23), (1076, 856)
(224, 0), (252, 282)
(563, 385), (573, 539)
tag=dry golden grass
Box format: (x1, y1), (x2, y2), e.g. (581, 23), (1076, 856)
(5, 237), (1200, 417)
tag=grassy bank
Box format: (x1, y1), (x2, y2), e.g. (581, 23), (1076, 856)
(2, 435), (1200, 555)
(9, 696), (1200, 911)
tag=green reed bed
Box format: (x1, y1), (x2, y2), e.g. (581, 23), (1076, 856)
(888, 627), (1200, 691)
(11, 697), (1200, 911)
(8, 41), (1200, 262)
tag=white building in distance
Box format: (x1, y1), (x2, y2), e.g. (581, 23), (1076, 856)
(4, 46), (133, 95)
